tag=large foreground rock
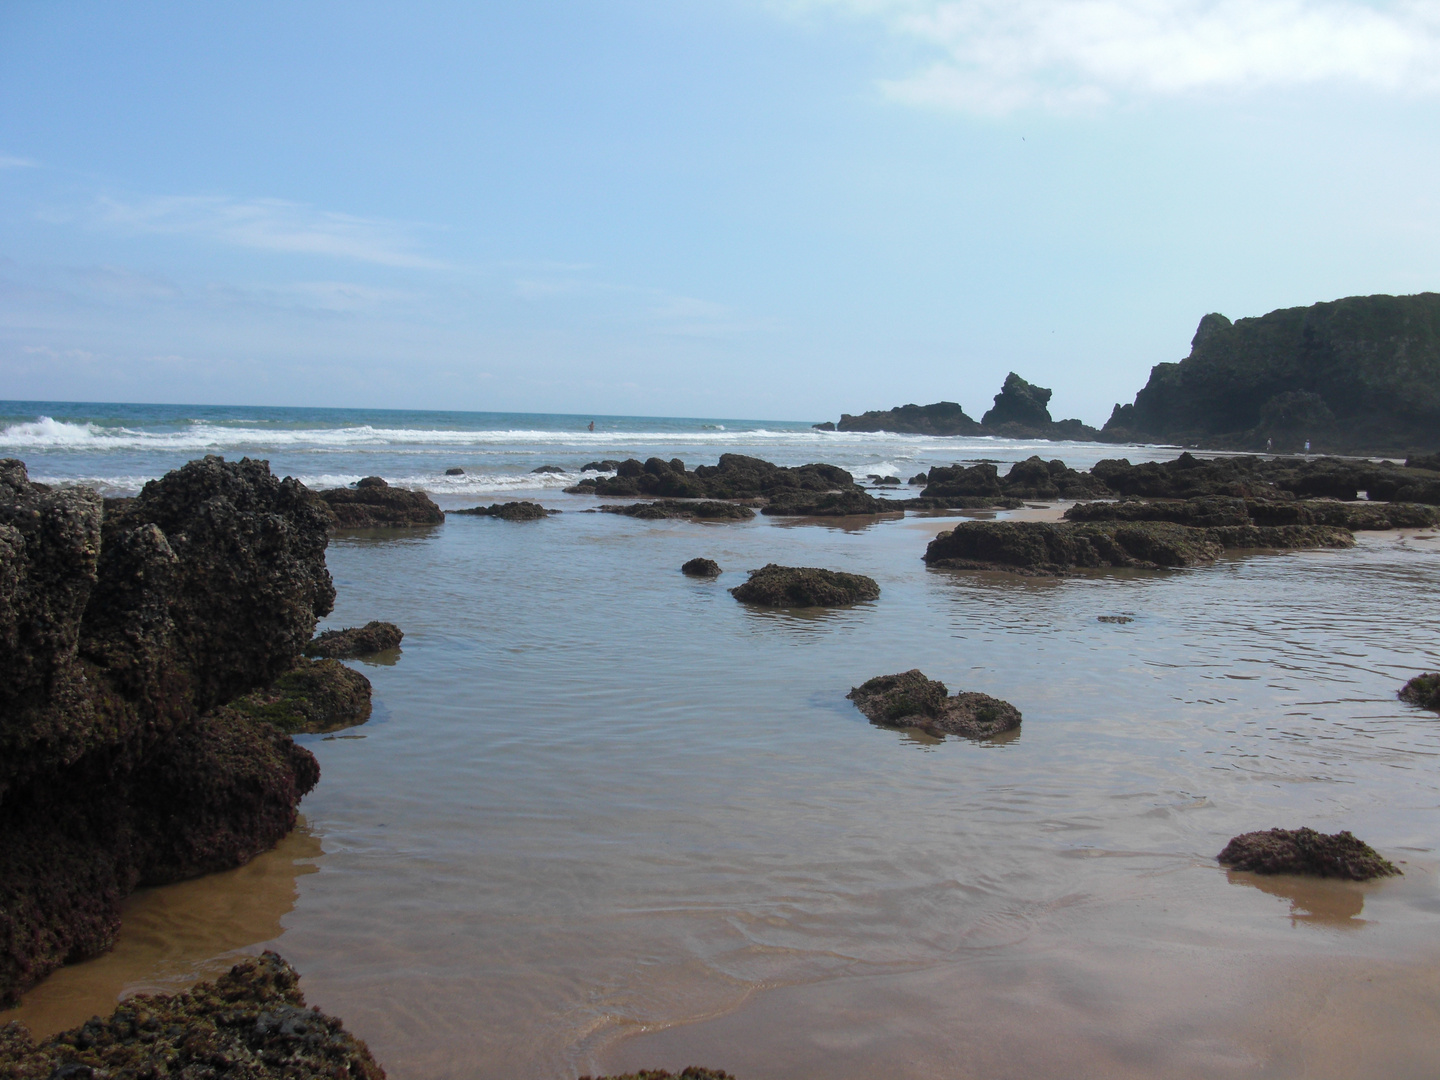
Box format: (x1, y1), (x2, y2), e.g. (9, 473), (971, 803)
(1399, 673), (1440, 711)
(0, 457), (334, 1005)
(923, 519), (1352, 576)
(848, 670), (1021, 739)
(729, 564), (880, 607)
(318, 476), (444, 528)
(1218, 828), (1400, 880)
(0, 952), (384, 1080)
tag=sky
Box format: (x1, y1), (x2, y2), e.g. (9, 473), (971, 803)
(1, 0), (1437, 424)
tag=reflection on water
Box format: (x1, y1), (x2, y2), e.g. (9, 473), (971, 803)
(7, 824), (322, 1038)
(12, 519), (1439, 1078)
(1226, 870), (1367, 927)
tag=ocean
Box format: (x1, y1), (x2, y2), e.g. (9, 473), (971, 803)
(6, 401), (1440, 1080)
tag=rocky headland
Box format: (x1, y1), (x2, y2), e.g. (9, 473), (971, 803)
(848, 670), (1021, 739)
(0, 952), (384, 1080)
(0, 456), (371, 1008)
(1218, 828), (1400, 880)
(318, 477), (444, 528)
(729, 564), (880, 607)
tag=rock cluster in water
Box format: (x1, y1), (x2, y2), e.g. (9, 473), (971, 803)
(0, 456), (353, 1005)
(305, 620), (404, 658)
(1399, 673), (1440, 711)
(449, 501), (558, 520)
(1218, 828), (1401, 880)
(318, 476), (444, 528)
(847, 670), (1021, 739)
(729, 564), (880, 607)
(601, 500), (756, 521)
(0, 952), (384, 1080)
(923, 519), (1354, 576)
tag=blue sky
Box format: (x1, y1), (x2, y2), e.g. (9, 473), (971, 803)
(1, 0), (1437, 423)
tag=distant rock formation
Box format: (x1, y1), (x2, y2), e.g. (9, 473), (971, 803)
(1102, 292), (1440, 453)
(318, 476), (444, 528)
(821, 373), (1099, 441)
(450, 501), (558, 520)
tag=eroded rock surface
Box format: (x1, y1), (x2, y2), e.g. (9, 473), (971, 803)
(305, 621), (403, 658)
(729, 564), (880, 607)
(450, 502), (557, 521)
(848, 670), (1021, 739)
(1218, 828), (1400, 880)
(1399, 673), (1440, 711)
(229, 658), (373, 734)
(318, 476), (444, 528)
(0, 457), (333, 1005)
(0, 952), (384, 1080)
(567, 454), (873, 509)
(682, 558), (721, 577)
(600, 501), (755, 521)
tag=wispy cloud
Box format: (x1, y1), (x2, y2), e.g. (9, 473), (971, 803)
(89, 195), (448, 268)
(785, 0), (1440, 113)
(0, 154), (39, 169)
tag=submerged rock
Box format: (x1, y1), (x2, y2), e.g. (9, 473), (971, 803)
(450, 501), (558, 521)
(305, 620), (404, 658)
(1218, 828), (1401, 880)
(601, 500), (755, 521)
(318, 476), (444, 528)
(0, 952), (384, 1080)
(682, 557), (722, 577)
(1399, 673), (1440, 711)
(729, 564), (880, 607)
(847, 669), (1021, 739)
(229, 659), (373, 735)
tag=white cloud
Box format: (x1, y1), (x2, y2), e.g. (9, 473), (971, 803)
(90, 195), (448, 268)
(0, 154), (39, 169)
(785, 0), (1440, 112)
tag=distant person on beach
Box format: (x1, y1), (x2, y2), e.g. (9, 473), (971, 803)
(1266, 437), (1273, 452)
(1305, 439), (1311, 452)
(588, 420), (594, 431)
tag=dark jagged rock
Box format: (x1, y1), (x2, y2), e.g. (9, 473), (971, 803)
(982, 372), (1053, 428)
(908, 473), (928, 485)
(229, 658), (373, 735)
(998, 456), (1113, 499)
(450, 501), (558, 521)
(1102, 293), (1440, 453)
(924, 518), (1353, 576)
(812, 421), (836, 431)
(867, 474), (901, 485)
(1218, 828), (1401, 880)
(582, 459), (624, 472)
(0, 952), (385, 1080)
(567, 454), (866, 506)
(1066, 496), (1440, 530)
(445, 467), (464, 475)
(760, 490), (892, 516)
(305, 620), (404, 658)
(897, 496), (1025, 511)
(532, 465), (565, 474)
(1087, 452), (1440, 505)
(729, 564), (880, 607)
(835, 401), (981, 435)
(682, 558), (722, 577)
(923, 520), (1226, 576)
(601, 500), (756, 521)
(318, 476), (444, 528)
(0, 457), (333, 1005)
(1399, 673), (1440, 711)
(1406, 452), (1440, 471)
(920, 462), (1003, 499)
(847, 669), (1021, 739)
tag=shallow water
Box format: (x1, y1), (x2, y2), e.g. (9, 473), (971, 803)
(12, 507), (1440, 1078)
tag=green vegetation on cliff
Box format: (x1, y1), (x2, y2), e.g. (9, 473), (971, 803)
(1102, 292), (1440, 453)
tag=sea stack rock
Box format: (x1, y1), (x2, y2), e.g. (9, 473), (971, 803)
(848, 669), (1021, 739)
(982, 372), (1053, 429)
(1218, 828), (1400, 880)
(729, 564), (880, 607)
